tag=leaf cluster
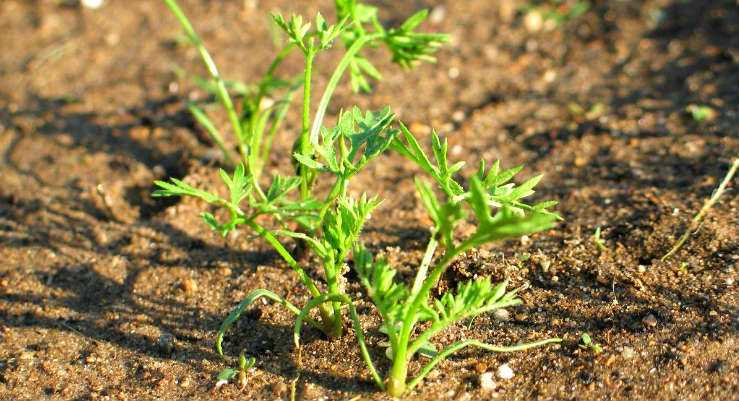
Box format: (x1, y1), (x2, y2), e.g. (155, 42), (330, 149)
(158, 0), (560, 397)
(336, 0), (449, 92)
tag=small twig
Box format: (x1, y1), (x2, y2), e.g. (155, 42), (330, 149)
(662, 158), (739, 261)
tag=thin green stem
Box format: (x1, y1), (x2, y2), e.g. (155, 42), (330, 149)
(257, 85), (299, 180)
(390, 239), (475, 395)
(244, 218), (336, 333)
(317, 176), (347, 224)
(299, 50), (316, 199)
(244, 219), (319, 296)
(404, 338), (562, 394)
(410, 235), (438, 295)
(259, 44), (294, 99)
(407, 299), (522, 357)
(323, 260), (345, 338)
(187, 103), (236, 166)
(294, 293), (383, 389)
(163, 0), (244, 156)
(662, 158), (739, 261)
(309, 33), (381, 145)
(215, 288), (321, 357)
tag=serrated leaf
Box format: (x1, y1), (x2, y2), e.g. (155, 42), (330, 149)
(152, 178), (221, 204)
(265, 175), (301, 203)
(293, 153), (325, 170)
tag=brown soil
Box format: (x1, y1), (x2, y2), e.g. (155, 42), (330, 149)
(1, 0), (737, 400)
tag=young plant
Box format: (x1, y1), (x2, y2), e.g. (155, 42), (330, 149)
(294, 127), (562, 397)
(578, 332), (603, 354)
(163, 0), (447, 186)
(156, 0), (447, 361)
(592, 226), (607, 252)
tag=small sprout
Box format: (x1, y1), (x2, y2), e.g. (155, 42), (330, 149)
(238, 350), (257, 389)
(685, 104), (716, 123)
(578, 332), (603, 354)
(593, 226), (607, 252)
(214, 350), (257, 390)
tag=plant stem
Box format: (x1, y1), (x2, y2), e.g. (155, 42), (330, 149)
(309, 34), (381, 145)
(215, 288), (321, 357)
(390, 239), (474, 396)
(411, 235), (438, 294)
(317, 176), (348, 224)
(299, 50), (315, 199)
(187, 103), (236, 166)
(662, 158), (739, 261)
(244, 218), (336, 334)
(294, 293), (384, 389)
(323, 260), (345, 338)
(256, 83), (299, 180)
(162, 0), (245, 160)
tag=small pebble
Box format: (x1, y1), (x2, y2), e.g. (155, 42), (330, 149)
(621, 346), (636, 359)
(158, 333), (176, 354)
(448, 67), (460, 79)
(496, 363), (514, 380)
(479, 372), (497, 392)
(429, 5), (446, 24)
(452, 110), (465, 123)
(81, 0), (105, 9)
(524, 11), (543, 32)
(181, 278), (198, 294)
(642, 314), (658, 328)
(493, 308), (510, 322)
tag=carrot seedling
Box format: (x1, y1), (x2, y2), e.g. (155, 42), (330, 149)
(294, 127), (562, 397)
(155, 0), (447, 381)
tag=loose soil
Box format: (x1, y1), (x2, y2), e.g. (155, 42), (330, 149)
(1, 0), (737, 400)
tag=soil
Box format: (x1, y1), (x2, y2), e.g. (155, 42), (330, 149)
(1, 0), (737, 400)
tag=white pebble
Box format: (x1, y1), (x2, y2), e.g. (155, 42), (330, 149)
(479, 372), (497, 392)
(496, 363), (514, 380)
(81, 0), (105, 9)
(493, 308), (510, 322)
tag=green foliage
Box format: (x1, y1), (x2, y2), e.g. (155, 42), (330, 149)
(593, 226), (607, 252)
(333, 124), (562, 396)
(336, 0), (449, 92)
(579, 332), (603, 354)
(685, 104), (716, 123)
(159, 0), (560, 396)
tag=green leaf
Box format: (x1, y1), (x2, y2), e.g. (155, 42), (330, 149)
(218, 164), (251, 207)
(293, 153), (325, 171)
(353, 246), (408, 324)
(152, 178), (221, 204)
(272, 13), (311, 52)
(217, 368), (237, 382)
(265, 175), (301, 203)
